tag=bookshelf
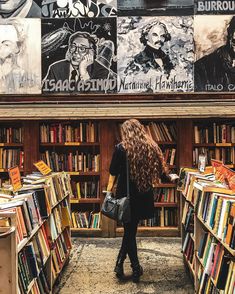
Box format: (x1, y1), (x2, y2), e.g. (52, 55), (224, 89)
(0, 117), (209, 238)
(0, 123), (24, 186)
(39, 121), (102, 237)
(0, 172), (72, 294)
(193, 120), (235, 167)
(179, 169), (235, 293)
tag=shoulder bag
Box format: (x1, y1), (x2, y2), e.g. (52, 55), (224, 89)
(101, 153), (131, 223)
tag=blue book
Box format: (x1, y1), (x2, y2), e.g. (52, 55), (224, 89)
(209, 196), (218, 229)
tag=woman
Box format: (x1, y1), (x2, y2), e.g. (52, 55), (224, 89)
(106, 119), (170, 283)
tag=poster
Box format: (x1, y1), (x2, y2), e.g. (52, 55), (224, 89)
(0, 19), (41, 94)
(194, 15), (235, 92)
(0, 0), (41, 18)
(117, 0), (193, 16)
(195, 0), (235, 15)
(41, 0), (117, 18)
(42, 18), (117, 93)
(117, 16), (194, 93)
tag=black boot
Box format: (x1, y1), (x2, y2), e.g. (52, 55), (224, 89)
(114, 250), (126, 279)
(131, 263), (143, 283)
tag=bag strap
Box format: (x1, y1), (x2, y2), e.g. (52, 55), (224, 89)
(126, 152), (130, 199)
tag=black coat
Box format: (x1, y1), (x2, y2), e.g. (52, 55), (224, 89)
(109, 143), (154, 221)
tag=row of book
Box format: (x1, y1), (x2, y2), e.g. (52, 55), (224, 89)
(145, 122), (177, 142)
(71, 180), (100, 200)
(193, 147), (235, 166)
(22, 172), (71, 210)
(0, 127), (22, 144)
(194, 123), (235, 144)
(51, 228), (71, 284)
(41, 151), (100, 172)
(198, 191), (235, 249)
(154, 187), (176, 203)
(178, 168), (235, 293)
(182, 203), (194, 232)
(182, 233), (195, 267)
(0, 148), (24, 169)
(0, 172), (72, 294)
(138, 207), (178, 227)
(197, 232), (234, 292)
(18, 235), (50, 294)
(163, 148), (176, 166)
(40, 122), (99, 143)
(71, 211), (101, 229)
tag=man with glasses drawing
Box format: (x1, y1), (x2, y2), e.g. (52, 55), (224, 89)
(43, 31), (115, 92)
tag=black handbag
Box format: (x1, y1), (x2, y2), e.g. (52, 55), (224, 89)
(101, 153), (131, 223)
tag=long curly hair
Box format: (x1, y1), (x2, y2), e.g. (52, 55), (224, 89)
(121, 119), (168, 192)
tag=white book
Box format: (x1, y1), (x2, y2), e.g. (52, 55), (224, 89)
(217, 199), (227, 239)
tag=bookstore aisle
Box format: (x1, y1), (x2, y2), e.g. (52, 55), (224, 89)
(54, 237), (194, 294)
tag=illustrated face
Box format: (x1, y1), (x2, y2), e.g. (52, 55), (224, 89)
(0, 0), (25, 14)
(69, 36), (94, 67)
(0, 25), (19, 60)
(147, 24), (167, 50)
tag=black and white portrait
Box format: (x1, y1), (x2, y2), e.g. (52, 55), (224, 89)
(0, 19), (41, 94)
(42, 18), (117, 93)
(117, 16), (194, 93)
(195, 0), (235, 15)
(117, 0), (193, 16)
(41, 0), (117, 18)
(194, 15), (235, 92)
(0, 0), (41, 18)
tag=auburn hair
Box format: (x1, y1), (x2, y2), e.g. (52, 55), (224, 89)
(121, 119), (168, 192)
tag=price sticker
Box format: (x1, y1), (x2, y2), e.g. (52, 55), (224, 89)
(8, 166), (22, 192)
(34, 160), (52, 175)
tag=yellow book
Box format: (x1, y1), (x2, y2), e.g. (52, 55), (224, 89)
(71, 212), (77, 228)
(205, 278), (211, 294)
(213, 197), (223, 235)
(61, 205), (71, 228)
(76, 182), (81, 200)
(228, 263), (235, 294)
(224, 261), (234, 293)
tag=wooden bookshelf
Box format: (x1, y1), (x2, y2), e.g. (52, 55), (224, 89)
(193, 120), (235, 167)
(0, 172), (72, 294)
(39, 121), (102, 236)
(179, 170), (235, 293)
(0, 118), (201, 238)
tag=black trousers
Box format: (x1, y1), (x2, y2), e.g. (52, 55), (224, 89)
(120, 218), (139, 265)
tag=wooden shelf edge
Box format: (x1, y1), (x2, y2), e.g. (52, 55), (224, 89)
(40, 142), (100, 146)
(71, 198), (101, 204)
(116, 226), (179, 232)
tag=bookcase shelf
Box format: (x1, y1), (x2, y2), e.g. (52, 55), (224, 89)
(198, 215), (235, 257)
(179, 169), (235, 293)
(116, 226), (179, 237)
(0, 172), (72, 294)
(40, 142), (100, 147)
(154, 202), (178, 208)
(0, 118), (183, 238)
(38, 121), (102, 236)
(67, 172), (100, 176)
(71, 198), (101, 204)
